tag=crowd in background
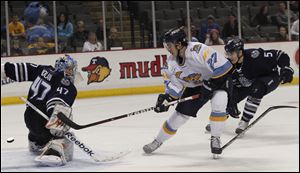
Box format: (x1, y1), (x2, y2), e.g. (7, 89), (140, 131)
(1, 1), (299, 57)
(181, 1), (298, 46)
(1, 11), (124, 56)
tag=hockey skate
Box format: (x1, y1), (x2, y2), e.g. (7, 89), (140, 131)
(211, 136), (222, 159)
(235, 120), (249, 136)
(143, 139), (162, 154)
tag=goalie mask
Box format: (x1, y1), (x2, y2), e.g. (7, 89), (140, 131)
(55, 55), (78, 83)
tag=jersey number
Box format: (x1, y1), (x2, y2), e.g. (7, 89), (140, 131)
(57, 87), (69, 95)
(264, 52), (273, 57)
(30, 76), (51, 100)
(207, 52), (218, 70)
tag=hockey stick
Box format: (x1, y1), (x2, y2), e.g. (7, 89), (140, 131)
(222, 105), (298, 151)
(19, 97), (128, 163)
(57, 94), (200, 130)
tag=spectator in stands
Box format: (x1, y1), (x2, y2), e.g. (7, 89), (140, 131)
(291, 19), (299, 40)
(289, 1), (299, 14)
(28, 37), (55, 55)
(26, 22), (53, 44)
(1, 19), (6, 40)
(275, 25), (289, 41)
(11, 39), (24, 56)
(1, 39), (7, 56)
(180, 17), (199, 42)
(57, 12), (73, 52)
(222, 13), (239, 40)
(251, 5), (270, 27)
(276, 2), (298, 27)
(179, 17), (197, 42)
(82, 31), (103, 52)
(71, 21), (89, 52)
(107, 27), (123, 50)
(191, 25), (199, 42)
(204, 29), (224, 46)
(8, 15), (26, 40)
(37, 16), (54, 41)
(96, 18), (108, 42)
(57, 12), (73, 38)
(199, 15), (221, 43)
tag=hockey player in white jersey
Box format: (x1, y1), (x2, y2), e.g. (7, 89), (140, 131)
(143, 27), (233, 157)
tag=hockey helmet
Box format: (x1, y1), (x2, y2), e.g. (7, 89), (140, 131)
(225, 38), (244, 53)
(55, 54), (78, 82)
(163, 27), (187, 44)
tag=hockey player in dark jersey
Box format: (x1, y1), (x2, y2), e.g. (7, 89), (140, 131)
(1, 55), (79, 166)
(217, 38), (294, 135)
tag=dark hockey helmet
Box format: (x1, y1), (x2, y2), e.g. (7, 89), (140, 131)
(163, 27), (187, 44)
(225, 38), (244, 53)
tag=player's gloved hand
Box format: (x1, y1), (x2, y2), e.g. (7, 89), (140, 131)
(154, 93), (175, 113)
(200, 80), (214, 98)
(46, 104), (72, 137)
(280, 66), (294, 84)
(226, 102), (241, 118)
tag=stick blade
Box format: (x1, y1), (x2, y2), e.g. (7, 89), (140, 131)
(57, 112), (82, 130)
(271, 105), (298, 109)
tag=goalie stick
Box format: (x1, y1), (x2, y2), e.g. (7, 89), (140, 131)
(20, 97), (130, 163)
(57, 94), (200, 130)
(222, 105), (298, 151)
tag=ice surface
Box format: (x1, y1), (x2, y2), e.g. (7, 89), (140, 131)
(1, 86), (299, 172)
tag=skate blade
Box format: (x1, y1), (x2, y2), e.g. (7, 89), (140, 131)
(212, 154), (221, 159)
(237, 132), (245, 138)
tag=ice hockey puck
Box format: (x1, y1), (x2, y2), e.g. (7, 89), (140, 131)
(6, 137), (14, 143)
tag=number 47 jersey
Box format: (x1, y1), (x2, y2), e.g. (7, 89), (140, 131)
(163, 42), (232, 98)
(4, 62), (77, 117)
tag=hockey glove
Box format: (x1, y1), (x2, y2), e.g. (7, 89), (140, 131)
(46, 104), (72, 137)
(200, 80), (214, 98)
(280, 66), (294, 84)
(154, 93), (175, 113)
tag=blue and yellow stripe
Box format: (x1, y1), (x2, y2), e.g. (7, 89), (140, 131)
(212, 61), (233, 79)
(162, 121), (177, 135)
(209, 112), (228, 122)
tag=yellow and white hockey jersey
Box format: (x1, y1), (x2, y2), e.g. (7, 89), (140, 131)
(163, 42), (232, 98)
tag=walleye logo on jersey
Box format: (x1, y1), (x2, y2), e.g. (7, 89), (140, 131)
(183, 73), (202, 84)
(82, 57), (111, 85)
(162, 42), (232, 99)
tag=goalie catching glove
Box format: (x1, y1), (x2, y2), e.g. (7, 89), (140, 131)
(46, 104), (73, 137)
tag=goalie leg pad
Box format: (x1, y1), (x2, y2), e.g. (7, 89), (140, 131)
(28, 132), (49, 155)
(28, 140), (45, 155)
(35, 137), (74, 166)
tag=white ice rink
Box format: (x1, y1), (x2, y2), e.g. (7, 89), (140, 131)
(1, 85), (299, 172)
